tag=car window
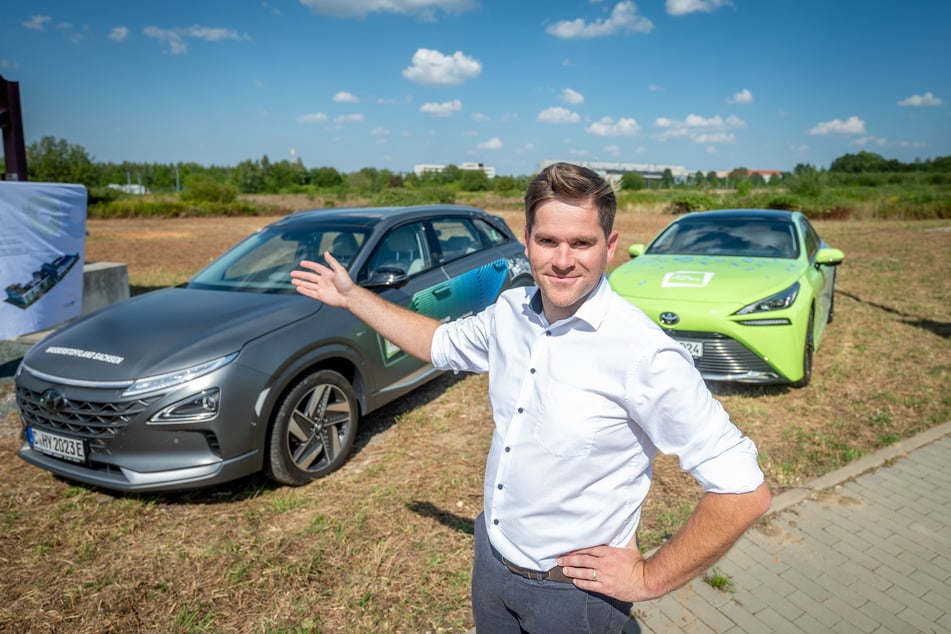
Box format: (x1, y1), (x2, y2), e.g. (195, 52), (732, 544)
(432, 218), (487, 264)
(798, 217), (820, 260)
(473, 217), (510, 247)
(189, 228), (365, 292)
(648, 218), (798, 259)
(364, 222), (433, 279)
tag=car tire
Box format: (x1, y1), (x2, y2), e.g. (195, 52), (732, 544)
(791, 310), (814, 388)
(265, 369), (358, 486)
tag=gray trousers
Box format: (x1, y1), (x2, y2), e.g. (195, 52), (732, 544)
(471, 513), (635, 633)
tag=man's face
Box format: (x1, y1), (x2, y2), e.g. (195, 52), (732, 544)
(524, 198), (618, 323)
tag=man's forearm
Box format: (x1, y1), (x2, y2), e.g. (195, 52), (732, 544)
(344, 284), (442, 363)
(640, 482), (771, 599)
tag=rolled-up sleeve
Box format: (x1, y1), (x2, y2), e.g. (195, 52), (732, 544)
(431, 306), (494, 374)
(627, 341), (764, 494)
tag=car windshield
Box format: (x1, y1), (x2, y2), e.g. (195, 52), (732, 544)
(646, 217), (799, 259)
(187, 226), (367, 293)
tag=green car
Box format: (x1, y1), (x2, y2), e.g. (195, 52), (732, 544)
(608, 209), (844, 387)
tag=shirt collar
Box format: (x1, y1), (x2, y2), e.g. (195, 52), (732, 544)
(526, 276), (611, 330)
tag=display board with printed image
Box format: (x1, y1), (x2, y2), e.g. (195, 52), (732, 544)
(0, 182), (87, 338)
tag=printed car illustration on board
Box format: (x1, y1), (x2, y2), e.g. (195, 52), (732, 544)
(15, 205), (532, 492)
(608, 209), (843, 386)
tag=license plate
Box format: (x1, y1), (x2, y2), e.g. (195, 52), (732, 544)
(28, 427), (87, 463)
(678, 339), (704, 358)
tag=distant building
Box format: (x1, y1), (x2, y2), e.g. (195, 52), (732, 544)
(538, 159), (690, 187)
(107, 183), (148, 195)
(413, 162), (496, 179)
(716, 169), (783, 182)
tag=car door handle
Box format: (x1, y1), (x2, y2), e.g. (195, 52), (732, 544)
(432, 285), (451, 299)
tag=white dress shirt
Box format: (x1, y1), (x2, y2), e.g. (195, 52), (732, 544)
(431, 277), (764, 571)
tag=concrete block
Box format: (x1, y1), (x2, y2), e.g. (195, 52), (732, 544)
(82, 261), (129, 315)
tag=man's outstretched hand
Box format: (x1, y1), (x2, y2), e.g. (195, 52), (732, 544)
(290, 252), (354, 308)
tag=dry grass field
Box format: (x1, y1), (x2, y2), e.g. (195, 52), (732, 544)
(1, 199), (948, 632)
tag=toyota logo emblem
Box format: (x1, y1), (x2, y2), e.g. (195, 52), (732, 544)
(40, 389), (69, 414)
(659, 312), (680, 326)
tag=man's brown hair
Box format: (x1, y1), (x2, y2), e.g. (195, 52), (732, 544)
(524, 162), (617, 237)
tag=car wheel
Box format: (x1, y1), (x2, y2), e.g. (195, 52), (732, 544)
(791, 311), (815, 388)
(265, 369), (358, 486)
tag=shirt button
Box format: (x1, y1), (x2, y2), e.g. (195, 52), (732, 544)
(497, 483), (503, 490)
(493, 518), (500, 525)
(517, 407), (524, 414)
(530, 368), (536, 374)
(504, 446), (511, 452)
(546, 331), (551, 336)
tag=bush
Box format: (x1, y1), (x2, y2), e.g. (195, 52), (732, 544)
(371, 187), (456, 207)
(180, 175), (238, 204)
(666, 193), (717, 214)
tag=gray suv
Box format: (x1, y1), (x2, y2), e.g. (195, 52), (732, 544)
(15, 205), (532, 492)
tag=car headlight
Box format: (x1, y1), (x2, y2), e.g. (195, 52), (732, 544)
(150, 388), (220, 424)
(122, 353), (238, 397)
(735, 282), (800, 315)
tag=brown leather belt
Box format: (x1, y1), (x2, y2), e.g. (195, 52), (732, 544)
(500, 555), (573, 584)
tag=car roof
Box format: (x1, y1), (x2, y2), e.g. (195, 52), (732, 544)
(271, 204), (491, 230)
(677, 209), (799, 223)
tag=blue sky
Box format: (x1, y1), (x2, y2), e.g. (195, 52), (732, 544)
(3, 0), (949, 176)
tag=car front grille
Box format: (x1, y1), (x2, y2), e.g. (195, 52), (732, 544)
(664, 329), (778, 380)
(16, 385), (160, 450)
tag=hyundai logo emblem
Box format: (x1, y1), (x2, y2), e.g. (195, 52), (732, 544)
(40, 388), (69, 414)
(659, 312), (680, 326)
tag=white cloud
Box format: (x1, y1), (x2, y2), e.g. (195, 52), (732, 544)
(471, 113), (489, 122)
(333, 91), (359, 103)
(372, 127), (391, 136)
(653, 113), (745, 144)
(419, 99), (463, 117)
(22, 15), (51, 30)
(402, 48), (481, 86)
(144, 27), (187, 54)
(109, 26), (128, 42)
(144, 25), (249, 54)
(547, 1), (654, 38)
(603, 145), (622, 157)
(184, 26), (247, 42)
(892, 140), (928, 148)
(648, 84), (665, 92)
(850, 136), (887, 148)
(296, 112), (328, 124)
(0, 59), (18, 69)
(666, 0), (734, 16)
(897, 92), (943, 107)
(726, 88), (753, 105)
(586, 116), (640, 137)
(477, 137), (503, 150)
(808, 116), (866, 136)
(560, 88), (584, 105)
(298, 0), (477, 19)
(334, 113), (365, 124)
(537, 107), (581, 124)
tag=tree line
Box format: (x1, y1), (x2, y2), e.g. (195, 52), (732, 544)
(12, 136), (951, 196)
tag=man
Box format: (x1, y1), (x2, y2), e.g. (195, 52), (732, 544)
(291, 162), (771, 632)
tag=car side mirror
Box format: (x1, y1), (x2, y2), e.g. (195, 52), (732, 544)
(364, 266), (409, 288)
(627, 244), (646, 259)
(814, 247), (844, 269)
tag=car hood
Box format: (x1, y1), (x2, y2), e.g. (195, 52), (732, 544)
(609, 254), (802, 304)
(24, 288), (321, 382)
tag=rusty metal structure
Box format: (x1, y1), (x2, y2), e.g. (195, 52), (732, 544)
(0, 74), (28, 181)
